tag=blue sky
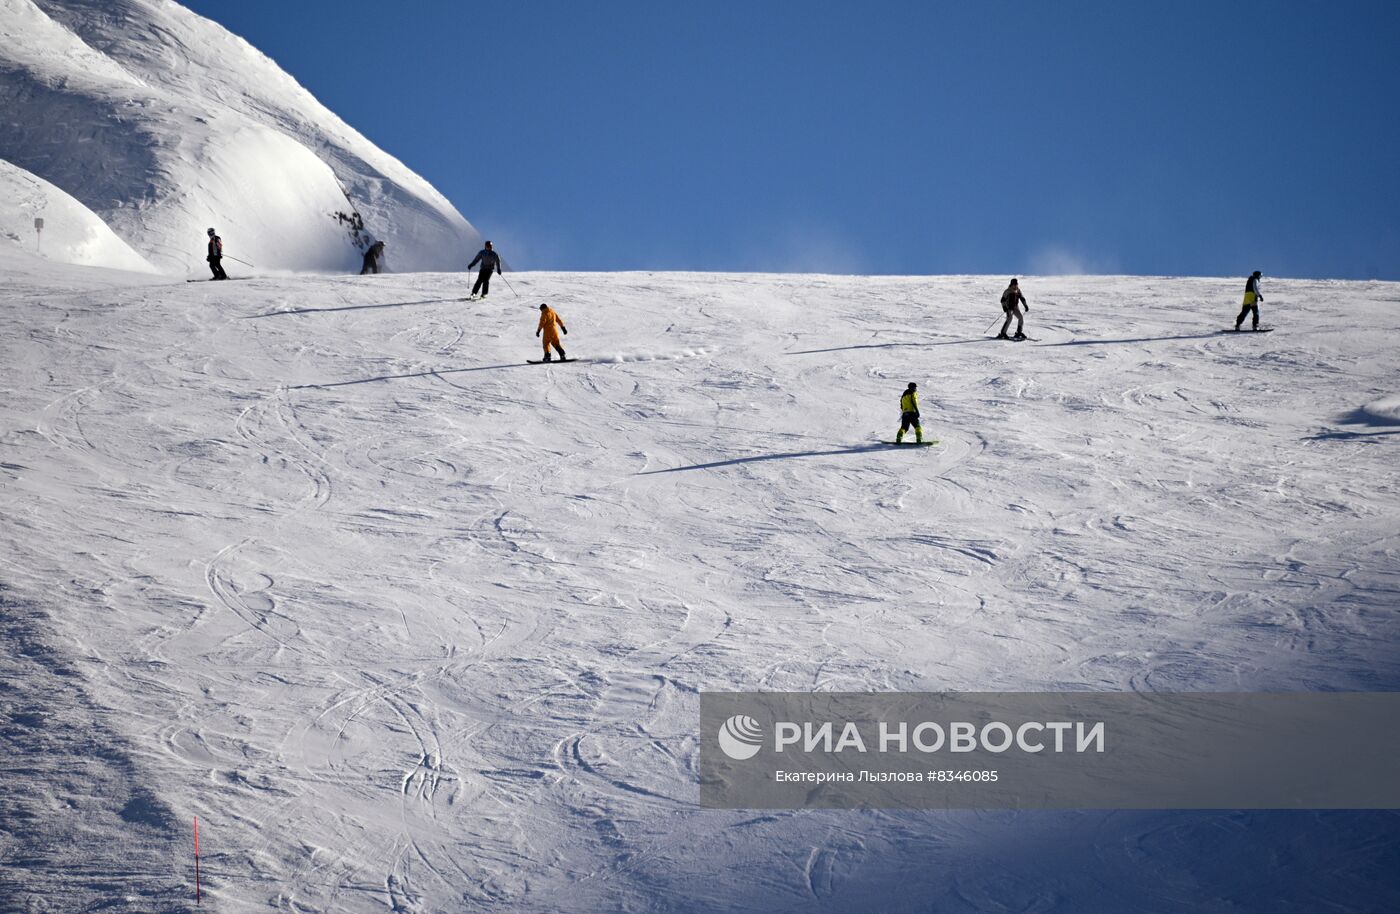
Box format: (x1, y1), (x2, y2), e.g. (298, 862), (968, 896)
(183, 1), (1400, 278)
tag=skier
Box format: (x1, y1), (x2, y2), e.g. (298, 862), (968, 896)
(206, 227), (227, 280)
(997, 278), (1027, 340)
(1235, 270), (1263, 331)
(467, 240), (502, 298)
(895, 382), (924, 444)
(536, 303), (568, 361)
(360, 240), (386, 275)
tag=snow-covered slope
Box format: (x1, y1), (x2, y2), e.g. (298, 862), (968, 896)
(0, 158), (157, 271)
(0, 0), (480, 275)
(2, 261), (1399, 912)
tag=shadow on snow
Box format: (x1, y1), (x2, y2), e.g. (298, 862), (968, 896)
(291, 363), (526, 389)
(788, 337), (991, 355)
(245, 297), (468, 318)
(1307, 405), (1400, 440)
(1306, 429), (1400, 441)
(1039, 332), (1234, 347)
(638, 444), (889, 475)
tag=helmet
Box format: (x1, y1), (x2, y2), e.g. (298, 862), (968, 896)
(207, 227), (216, 236)
(907, 382), (917, 390)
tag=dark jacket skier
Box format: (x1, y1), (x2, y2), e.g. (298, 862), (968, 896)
(468, 241), (502, 298)
(361, 240), (386, 275)
(1235, 271), (1263, 331)
(206, 228), (227, 280)
(895, 382), (924, 444)
(998, 278), (1027, 339)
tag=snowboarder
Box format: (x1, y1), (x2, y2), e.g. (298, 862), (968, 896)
(360, 240), (386, 275)
(997, 278), (1027, 340)
(468, 241), (502, 298)
(206, 227), (227, 280)
(1235, 270), (1263, 331)
(895, 382), (924, 444)
(536, 303), (568, 361)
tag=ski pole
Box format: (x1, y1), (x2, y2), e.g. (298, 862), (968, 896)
(194, 816), (201, 904)
(985, 314), (1004, 335)
(224, 254), (256, 268)
(500, 272), (519, 297)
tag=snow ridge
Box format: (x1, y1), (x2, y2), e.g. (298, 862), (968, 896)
(0, 158), (157, 272)
(0, 0), (481, 275)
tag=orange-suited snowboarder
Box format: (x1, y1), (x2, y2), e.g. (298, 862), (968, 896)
(536, 303), (568, 361)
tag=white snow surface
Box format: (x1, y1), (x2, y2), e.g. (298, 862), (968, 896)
(2, 257), (1400, 912)
(0, 0), (481, 276)
(0, 158), (158, 271)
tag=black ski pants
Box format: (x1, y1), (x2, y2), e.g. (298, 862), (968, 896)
(208, 256), (227, 280)
(1235, 303), (1259, 329)
(472, 269), (493, 297)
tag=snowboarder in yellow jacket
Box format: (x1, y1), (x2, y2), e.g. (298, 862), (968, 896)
(895, 382), (924, 444)
(537, 303), (568, 361)
(1234, 270), (1263, 331)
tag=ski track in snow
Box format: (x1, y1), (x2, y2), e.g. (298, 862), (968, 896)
(2, 260), (1400, 912)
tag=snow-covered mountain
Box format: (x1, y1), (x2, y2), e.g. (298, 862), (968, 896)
(0, 0), (481, 275)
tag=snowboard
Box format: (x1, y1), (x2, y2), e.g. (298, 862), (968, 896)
(187, 277), (253, 282)
(527, 358), (578, 364)
(1221, 328), (1274, 334)
(884, 440), (939, 447)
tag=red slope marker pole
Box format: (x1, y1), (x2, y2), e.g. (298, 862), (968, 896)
(194, 816), (201, 904)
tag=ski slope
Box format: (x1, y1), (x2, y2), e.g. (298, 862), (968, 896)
(2, 251), (1399, 912)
